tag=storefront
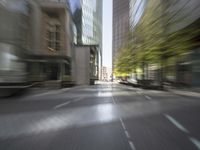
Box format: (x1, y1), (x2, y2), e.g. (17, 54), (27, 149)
(26, 55), (73, 87)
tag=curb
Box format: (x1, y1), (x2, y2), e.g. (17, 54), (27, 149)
(166, 88), (200, 98)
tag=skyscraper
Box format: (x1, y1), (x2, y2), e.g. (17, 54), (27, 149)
(68, 0), (103, 84)
(129, 0), (147, 29)
(68, 0), (102, 46)
(112, 0), (130, 69)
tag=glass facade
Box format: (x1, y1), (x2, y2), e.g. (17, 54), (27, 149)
(68, 0), (102, 46)
(166, 0), (200, 34)
(129, 0), (147, 29)
(68, 0), (102, 80)
(112, 0), (130, 68)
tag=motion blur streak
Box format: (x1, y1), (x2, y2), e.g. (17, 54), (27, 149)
(1, 0), (200, 150)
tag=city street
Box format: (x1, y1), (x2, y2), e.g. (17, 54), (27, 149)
(0, 82), (200, 150)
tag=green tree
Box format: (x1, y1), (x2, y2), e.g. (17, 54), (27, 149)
(114, 0), (200, 84)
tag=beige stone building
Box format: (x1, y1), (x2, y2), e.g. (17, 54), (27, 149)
(28, 0), (74, 87)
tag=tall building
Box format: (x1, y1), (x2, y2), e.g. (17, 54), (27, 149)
(163, 0), (200, 86)
(68, 0), (103, 84)
(68, 0), (102, 46)
(112, 0), (130, 69)
(129, 0), (147, 29)
(128, 0), (200, 87)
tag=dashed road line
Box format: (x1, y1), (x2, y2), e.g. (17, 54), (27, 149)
(112, 85), (136, 150)
(119, 118), (127, 130)
(61, 88), (71, 92)
(125, 130), (131, 139)
(54, 101), (71, 109)
(121, 122), (126, 130)
(110, 85), (117, 105)
(31, 87), (73, 98)
(73, 97), (83, 102)
(164, 114), (200, 149)
(129, 141), (136, 150)
(111, 94), (117, 105)
(164, 114), (189, 133)
(119, 118), (136, 149)
(54, 96), (84, 109)
(189, 137), (200, 149)
(145, 95), (152, 100)
(32, 90), (60, 97)
(102, 84), (116, 105)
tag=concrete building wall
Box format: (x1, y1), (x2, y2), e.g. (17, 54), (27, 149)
(74, 46), (90, 85)
(29, 1), (42, 54)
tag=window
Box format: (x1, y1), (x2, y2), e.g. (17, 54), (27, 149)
(46, 16), (61, 52)
(65, 63), (71, 75)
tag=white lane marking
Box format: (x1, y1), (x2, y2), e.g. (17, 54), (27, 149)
(61, 88), (71, 92)
(73, 97), (83, 102)
(110, 84), (116, 104)
(119, 118), (127, 130)
(121, 122), (126, 130)
(111, 95), (116, 104)
(189, 137), (200, 149)
(125, 130), (131, 139)
(164, 114), (189, 133)
(113, 86), (136, 150)
(145, 95), (151, 100)
(32, 91), (59, 97)
(129, 141), (136, 150)
(54, 101), (71, 109)
(100, 84), (116, 104)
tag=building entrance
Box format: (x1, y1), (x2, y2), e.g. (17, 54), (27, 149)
(46, 64), (59, 80)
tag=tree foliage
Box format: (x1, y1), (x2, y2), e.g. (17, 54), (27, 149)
(114, 0), (200, 77)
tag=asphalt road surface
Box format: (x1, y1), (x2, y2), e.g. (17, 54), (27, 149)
(0, 82), (200, 150)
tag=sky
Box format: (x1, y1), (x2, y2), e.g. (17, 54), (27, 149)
(102, 0), (112, 68)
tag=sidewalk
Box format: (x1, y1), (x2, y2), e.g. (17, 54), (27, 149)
(165, 86), (200, 98)
(25, 84), (89, 97)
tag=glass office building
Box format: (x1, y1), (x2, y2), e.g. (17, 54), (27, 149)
(68, 0), (103, 81)
(112, 0), (147, 69)
(112, 0), (130, 69)
(129, 0), (147, 29)
(68, 0), (102, 46)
